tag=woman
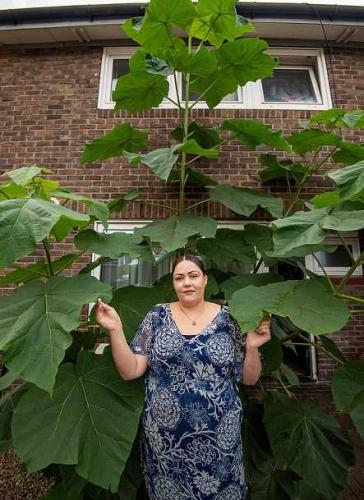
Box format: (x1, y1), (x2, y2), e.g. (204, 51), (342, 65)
(96, 254), (271, 500)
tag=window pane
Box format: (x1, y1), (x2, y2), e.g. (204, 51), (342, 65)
(100, 255), (172, 289)
(182, 83), (238, 102)
(262, 68), (318, 103)
(111, 59), (129, 98)
(315, 245), (353, 268)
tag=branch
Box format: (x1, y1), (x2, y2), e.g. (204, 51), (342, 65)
(42, 238), (54, 276)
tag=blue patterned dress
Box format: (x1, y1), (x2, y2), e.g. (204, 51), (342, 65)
(129, 303), (250, 500)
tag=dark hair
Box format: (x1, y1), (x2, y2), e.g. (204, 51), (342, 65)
(172, 254), (206, 275)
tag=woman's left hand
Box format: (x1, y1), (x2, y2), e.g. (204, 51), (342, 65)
(246, 318), (272, 349)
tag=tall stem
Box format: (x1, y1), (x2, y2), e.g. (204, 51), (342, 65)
(43, 238), (54, 276)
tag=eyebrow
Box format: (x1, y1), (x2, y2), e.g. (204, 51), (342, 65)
(173, 270), (201, 277)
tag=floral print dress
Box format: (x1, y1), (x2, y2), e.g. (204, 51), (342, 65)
(129, 303), (250, 500)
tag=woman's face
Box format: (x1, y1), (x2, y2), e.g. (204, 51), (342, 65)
(172, 260), (207, 306)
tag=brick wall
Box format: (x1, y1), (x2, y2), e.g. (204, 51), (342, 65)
(0, 44), (363, 384)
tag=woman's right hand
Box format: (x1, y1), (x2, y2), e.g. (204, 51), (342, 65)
(95, 298), (122, 333)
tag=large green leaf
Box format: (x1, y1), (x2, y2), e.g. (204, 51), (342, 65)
(171, 122), (222, 149)
(163, 39), (218, 76)
(125, 146), (179, 181)
(108, 190), (140, 215)
(259, 154), (307, 183)
(217, 38), (276, 86)
(190, 70), (238, 108)
(259, 335), (282, 374)
(0, 198), (89, 269)
(327, 160), (364, 202)
(287, 129), (342, 156)
(196, 228), (255, 268)
(190, 0), (254, 47)
(310, 108), (364, 129)
(82, 124), (148, 164)
(53, 189), (110, 231)
(332, 361), (364, 440)
(133, 215), (217, 253)
(6, 165), (43, 186)
(263, 394), (355, 499)
(75, 230), (154, 261)
(209, 184), (283, 218)
(177, 139), (219, 159)
(222, 119), (290, 151)
(229, 279), (350, 335)
(0, 275), (112, 394)
(113, 71), (169, 112)
(186, 167), (218, 188)
(272, 207), (364, 255)
(110, 286), (168, 340)
(122, 0), (196, 55)
(319, 335), (347, 364)
(333, 142), (364, 165)
(12, 351), (145, 492)
(220, 273), (282, 300)
(0, 182), (28, 200)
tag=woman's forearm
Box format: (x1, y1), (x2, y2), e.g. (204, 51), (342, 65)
(108, 325), (138, 380)
(242, 345), (262, 385)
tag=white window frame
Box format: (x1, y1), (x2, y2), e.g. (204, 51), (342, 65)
(305, 232), (362, 277)
(98, 47), (332, 111)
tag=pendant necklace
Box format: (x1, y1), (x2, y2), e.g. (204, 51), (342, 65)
(178, 303), (205, 326)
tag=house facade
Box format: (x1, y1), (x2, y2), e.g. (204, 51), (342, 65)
(0, 0), (363, 399)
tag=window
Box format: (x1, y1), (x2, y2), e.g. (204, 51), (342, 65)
(305, 232), (362, 276)
(98, 47), (331, 110)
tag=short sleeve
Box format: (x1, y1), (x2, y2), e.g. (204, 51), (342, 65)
(129, 307), (156, 356)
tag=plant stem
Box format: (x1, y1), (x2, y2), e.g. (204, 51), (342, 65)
(42, 238), (54, 276)
(275, 371), (294, 398)
(173, 71), (182, 109)
(184, 198), (210, 212)
(336, 293), (364, 304)
(165, 96), (181, 109)
(134, 199), (178, 213)
(312, 254), (336, 292)
(337, 231), (355, 263)
(280, 330), (301, 342)
(336, 250), (364, 292)
(297, 332), (344, 365)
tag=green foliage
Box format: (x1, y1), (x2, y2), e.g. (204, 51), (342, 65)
(263, 394), (355, 498)
(229, 279), (350, 335)
(0, 275), (112, 394)
(332, 361), (364, 440)
(12, 351), (145, 492)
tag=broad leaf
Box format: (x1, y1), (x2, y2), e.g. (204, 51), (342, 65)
(319, 335), (347, 364)
(196, 228), (256, 268)
(125, 146), (179, 181)
(110, 286), (168, 340)
(263, 394), (355, 498)
(272, 207), (364, 255)
(177, 139), (219, 159)
(190, 70), (239, 108)
(53, 189), (110, 230)
(333, 142), (364, 165)
(327, 160), (364, 202)
(0, 275), (112, 394)
(222, 119), (290, 151)
(310, 108), (364, 129)
(163, 40), (218, 76)
(0, 198), (89, 269)
(133, 215), (217, 253)
(82, 124), (148, 164)
(113, 71), (169, 112)
(259, 335), (282, 374)
(287, 129), (342, 156)
(75, 230), (154, 261)
(229, 279), (350, 335)
(6, 165), (42, 186)
(171, 122), (222, 149)
(186, 168), (218, 187)
(190, 0), (254, 47)
(280, 363), (300, 386)
(259, 154), (307, 183)
(0, 183), (28, 200)
(108, 190), (140, 214)
(332, 361), (364, 440)
(209, 184), (283, 218)
(217, 38), (277, 86)
(122, 0), (196, 55)
(12, 351), (145, 492)
(220, 273), (282, 300)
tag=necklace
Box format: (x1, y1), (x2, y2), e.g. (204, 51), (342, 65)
(178, 302), (205, 326)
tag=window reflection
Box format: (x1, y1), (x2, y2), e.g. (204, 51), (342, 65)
(262, 68), (319, 103)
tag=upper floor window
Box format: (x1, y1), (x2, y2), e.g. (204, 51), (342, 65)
(98, 47), (331, 111)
